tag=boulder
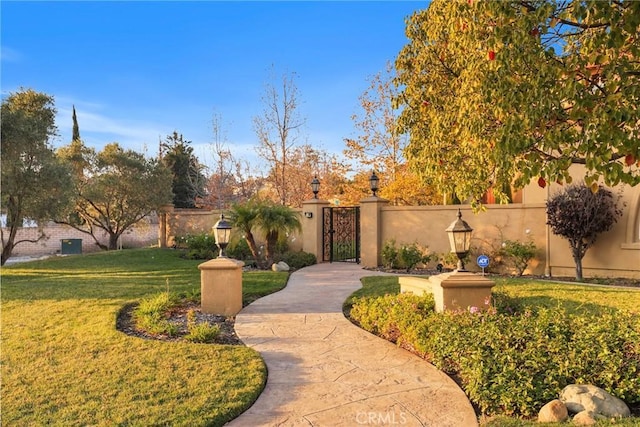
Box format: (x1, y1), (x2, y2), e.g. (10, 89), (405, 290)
(538, 399), (569, 423)
(271, 261), (290, 272)
(572, 410), (602, 426)
(560, 384), (630, 418)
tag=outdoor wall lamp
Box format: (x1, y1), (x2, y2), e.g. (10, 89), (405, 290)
(311, 176), (320, 199)
(445, 209), (473, 271)
(369, 171), (379, 197)
(213, 214), (232, 258)
(304, 212), (313, 219)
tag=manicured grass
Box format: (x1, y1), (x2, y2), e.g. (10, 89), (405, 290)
(492, 277), (640, 314)
(352, 276), (640, 315)
(343, 275), (399, 313)
(1, 248), (289, 426)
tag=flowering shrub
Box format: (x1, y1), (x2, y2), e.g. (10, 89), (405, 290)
(381, 239), (432, 271)
(349, 294), (640, 417)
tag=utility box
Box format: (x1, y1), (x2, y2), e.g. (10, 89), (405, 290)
(61, 239), (82, 255)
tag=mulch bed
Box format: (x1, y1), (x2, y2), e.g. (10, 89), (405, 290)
(116, 301), (243, 345)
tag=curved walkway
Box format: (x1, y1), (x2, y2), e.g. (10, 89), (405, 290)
(227, 263), (478, 427)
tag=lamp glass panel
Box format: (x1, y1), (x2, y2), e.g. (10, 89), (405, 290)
(215, 227), (230, 245)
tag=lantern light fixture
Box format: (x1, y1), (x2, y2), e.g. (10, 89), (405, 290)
(311, 176), (320, 199)
(213, 214), (232, 258)
(369, 171), (379, 197)
(445, 209), (473, 271)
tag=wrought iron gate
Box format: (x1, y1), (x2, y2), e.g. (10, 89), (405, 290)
(323, 206), (360, 263)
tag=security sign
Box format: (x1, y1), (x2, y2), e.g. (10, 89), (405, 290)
(477, 255), (490, 269)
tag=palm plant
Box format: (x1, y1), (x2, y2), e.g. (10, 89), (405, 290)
(257, 203), (301, 266)
(228, 201), (262, 267)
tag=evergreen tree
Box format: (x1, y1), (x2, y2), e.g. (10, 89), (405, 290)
(72, 105), (80, 142)
(160, 131), (207, 208)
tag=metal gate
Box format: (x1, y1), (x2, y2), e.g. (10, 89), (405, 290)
(323, 206), (360, 263)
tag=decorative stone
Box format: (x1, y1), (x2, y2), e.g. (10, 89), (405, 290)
(272, 261), (290, 272)
(572, 410), (601, 426)
(538, 399), (569, 423)
(560, 384), (630, 418)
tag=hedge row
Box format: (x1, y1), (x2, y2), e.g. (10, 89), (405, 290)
(349, 293), (640, 417)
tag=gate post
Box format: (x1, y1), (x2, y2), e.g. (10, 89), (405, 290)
(360, 196), (389, 268)
(302, 198), (329, 262)
(158, 204), (174, 248)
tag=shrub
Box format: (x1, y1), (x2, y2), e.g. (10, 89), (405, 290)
(381, 239), (399, 269)
(176, 233), (217, 260)
(501, 240), (537, 276)
(279, 251), (316, 270)
(133, 292), (180, 336)
(546, 183), (624, 281)
(399, 244), (432, 272)
(185, 310), (221, 343)
(439, 250), (472, 271)
(226, 237), (253, 261)
(349, 296), (640, 418)
(382, 240), (431, 271)
(349, 292), (435, 343)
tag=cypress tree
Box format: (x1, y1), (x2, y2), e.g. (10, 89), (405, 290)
(72, 105), (80, 142)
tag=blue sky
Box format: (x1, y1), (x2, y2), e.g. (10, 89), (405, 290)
(1, 1), (426, 171)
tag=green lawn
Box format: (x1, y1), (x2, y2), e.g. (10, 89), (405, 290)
(1, 248), (288, 426)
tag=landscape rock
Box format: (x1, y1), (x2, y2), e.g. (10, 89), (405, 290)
(271, 261), (290, 272)
(560, 384), (630, 418)
(572, 410), (601, 426)
(538, 399), (569, 423)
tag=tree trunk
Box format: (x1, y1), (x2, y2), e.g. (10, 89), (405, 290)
(108, 233), (119, 250)
(265, 231), (278, 266)
(573, 254), (583, 282)
(243, 231), (263, 269)
(1, 242), (14, 266)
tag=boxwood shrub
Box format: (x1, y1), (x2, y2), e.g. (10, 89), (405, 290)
(349, 294), (640, 418)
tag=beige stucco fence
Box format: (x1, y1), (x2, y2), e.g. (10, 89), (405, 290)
(7, 183), (639, 279)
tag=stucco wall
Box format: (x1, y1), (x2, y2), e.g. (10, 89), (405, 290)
(380, 204), (548, 275)
(4, 222), (159, 258)
(520, 168), (640, 279)
(164, 208), (304, 252)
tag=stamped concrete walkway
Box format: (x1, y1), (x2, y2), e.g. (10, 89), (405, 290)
(227, 263), (478, 427)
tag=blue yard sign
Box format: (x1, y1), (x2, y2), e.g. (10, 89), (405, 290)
(477, 254), (489, 275)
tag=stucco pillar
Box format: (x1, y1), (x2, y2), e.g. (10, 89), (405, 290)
(359, 196), (389, 268)
(158, 204), (174, 248)
(301, 198), (330, 262)
(198, 257), (244, 316)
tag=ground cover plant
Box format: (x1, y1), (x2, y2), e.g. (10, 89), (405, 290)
(1, 248), (288, 426)
(348, 276), (640, 425)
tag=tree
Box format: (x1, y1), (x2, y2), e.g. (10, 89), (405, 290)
(345, 63), (440, 206)
(546, 183), (623, 281)
(228, 200), (301, 268)
(254, 70), (306, 206)
(228, 201), (262, 267)
(395, 0), (640, 208)
(72, 105), (80, 142)
(204, 112), (263, 210)
(272, 144), (348, 208)
(256, 202), (301, 266)
(160, 131), (207, 208)
(57, 142), (173, 250)
(1, 89), (74, 265)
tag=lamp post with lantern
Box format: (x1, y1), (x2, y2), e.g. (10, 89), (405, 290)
(400, 208), (494, 312)
(369, 171), (379, 197)
(213, 214), (232, 257)
(198, 213), (244, 316)
(311, 176), (320, 199)
(445, 209), (473, 271)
